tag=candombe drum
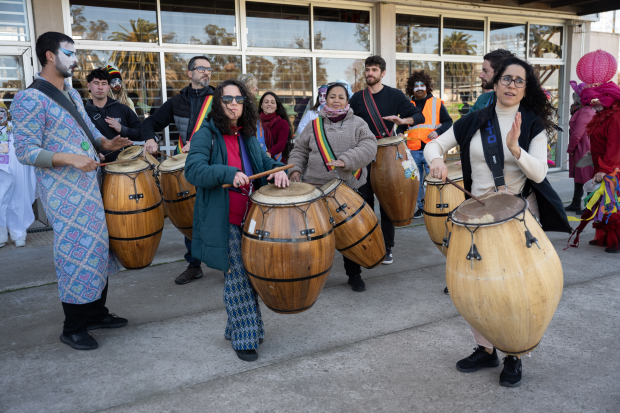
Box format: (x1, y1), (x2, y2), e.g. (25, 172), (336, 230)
(241, 183), (335, 314)
(158, 153), (196, 240)
(445, 193), (563, 356)
(320, 179), (386, 268)
(117, 145), (160, 168)
(102, 159), (165, 269)
(370, 136), (419, 227)
(423, 161), (465, 256)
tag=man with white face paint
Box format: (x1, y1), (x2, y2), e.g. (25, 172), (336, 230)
(105, 65), (136, 114)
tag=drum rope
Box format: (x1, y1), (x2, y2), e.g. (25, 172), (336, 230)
(240, 183), (254, 226)
(515, 211), (541, 249)
(293, 203), (314, 241)
(442, 218), (452, 252)
(123, 172), (141, 204)
(255, 203), (274, 240)
(151, 164), (163, 197)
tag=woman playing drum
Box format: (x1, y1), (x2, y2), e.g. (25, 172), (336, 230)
(288, 83), (377, 292)
(424, 57), (570, 387)
(185, 79), (289, 362)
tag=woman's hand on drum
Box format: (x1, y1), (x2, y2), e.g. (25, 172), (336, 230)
(326, 159), (345, 168)
(144, 139), (158, 154)
(289, 171), (301, 182)
(233, 171), (250, 188)
(429, 158), (448, 182)
(269, 171), (290, 188)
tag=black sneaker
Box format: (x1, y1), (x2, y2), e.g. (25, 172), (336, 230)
(59, 331), (99, 350)
(413, 209), (424, 219)
(564, 202), (581, 212)
(604, 246), (620, 253)
(175, 264), (203, 285)
(444, 287), (449, 295)
(347, 274), (366, 292)
(499, 356), (522, 387)
(87, 313), (128, 330)
(456, 346), (500, 372)
(382, 248), (393, 265)
(235, 349), (258, 362)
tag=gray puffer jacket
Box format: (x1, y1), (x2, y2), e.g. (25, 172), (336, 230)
(288, 108), (377, 189)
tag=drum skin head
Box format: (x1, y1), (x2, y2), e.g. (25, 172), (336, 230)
(117, 146), (144, 160)
(251, 182), (323, 205)
(376, 136), (405, 147)
(426, 161), (464, 184)
(320, 179), (342, 196)
(451, 193), (527, 225)
(159, 153), (188, 172)
(105, 159), (150, 174)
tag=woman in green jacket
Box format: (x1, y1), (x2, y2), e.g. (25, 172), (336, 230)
(185, 79), (289, 362)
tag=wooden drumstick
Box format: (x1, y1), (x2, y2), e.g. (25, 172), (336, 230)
(157, 150), (177, 160)
(99, 158), (142, 167)
(445, 177), (486, 206)
(222, 164), (294, 188)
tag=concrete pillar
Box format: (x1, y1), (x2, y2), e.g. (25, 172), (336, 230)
(375, 3), (397, 87)
(31, 0), (65, 38)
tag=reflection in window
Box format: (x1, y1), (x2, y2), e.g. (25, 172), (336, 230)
(529, 25), (563, 59)
(246, 56), (312, 131)
(74, 50), (162, 123)
(160, 0), (236, 45)
(70, 0), (157, 42)
(443, 62), (482, 121)
(490, 22), (526, 59)
(534, 64), (561, 164)
(443, 18), (484, 56)
(246, 3), (309, 49)
(313, 8), (369, 51)
(395, 15), (439, 54)
(316, 58), (365, 94)
(396, 61), (440, 99)
(0, 0), (30, 42)
(0, 56), (25, 108)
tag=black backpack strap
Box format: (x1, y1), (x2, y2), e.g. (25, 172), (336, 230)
(84, 104), (115, 141)
(479, 107), (505, 190)
(28, 79), (100, 154)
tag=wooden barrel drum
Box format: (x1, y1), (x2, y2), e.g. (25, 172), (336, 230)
(445, 193), (563, 356)
(423, 161), (465, 256)
(370, 136), (419, 227)
(241, 183), (335, 314)
(158, 153), (196, 240)
(103, 159), (164, 269)
(320, 179), (385, 268)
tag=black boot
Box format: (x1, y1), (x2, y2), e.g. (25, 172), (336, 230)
(565, 183), (584, 212)
(456, 346), (500, 372)
(347, 274), (366, 292)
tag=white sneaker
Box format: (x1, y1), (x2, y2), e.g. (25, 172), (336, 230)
(12, 232), (27, 248)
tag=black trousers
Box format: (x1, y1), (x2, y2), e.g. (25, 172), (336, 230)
(61, 282), (110, 335)
(342, 164), (395, 276)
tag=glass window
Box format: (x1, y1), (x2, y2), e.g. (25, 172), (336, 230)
(160, 0), (236, 46)
(443, 62), (482, 121)
(0, 0), (30, 42)
(0, 56), (26, 108)
(74, 50), (162, 123)
(246, 3), (309, 49)
(396, 60), (440, 99)
(316, 58), (365, 94)
(443, 18), (484, 56)
(395, 14), (439, 54)
(490, 22), (526, 59)
(529, 25), (563, 59)
(534, 64), (561, 165)
(313, 7), (370, 51)
(70, 0), (158, 42)
(246, 55), (312, 132)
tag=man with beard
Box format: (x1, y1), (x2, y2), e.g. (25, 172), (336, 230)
(105, 65), (136, 114)
(469, 49), (515, 112)
(348, 55), (424, 278)
(11, 32), (132, 350)
(141, 55), (215, 285)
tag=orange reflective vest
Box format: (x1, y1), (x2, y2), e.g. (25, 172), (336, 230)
(404, 97), (442, 151)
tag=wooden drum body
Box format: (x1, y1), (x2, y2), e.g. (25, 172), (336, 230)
(103, 160), (164, 269)
(445, 193), (563, 356)
(370, 136), (419, 227)
(423, 162), (465, 256)
(321, 180), (385, 268)
(117, 145), (160, 168)
(158, 154), (196, 240)
(241, 183), (335, 314)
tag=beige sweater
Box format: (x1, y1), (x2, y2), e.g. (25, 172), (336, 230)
(288, 109), (377, 189)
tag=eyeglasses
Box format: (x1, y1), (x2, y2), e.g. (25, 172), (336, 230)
(191, 66), (214, 74)
(499, 76), (526, 88)
(221, 95), (246, 104)
(110, 78), (122, 86)
(58, 47), (76, 58)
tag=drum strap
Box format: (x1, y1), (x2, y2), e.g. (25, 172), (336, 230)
(479, 105), (506, 190)
(188, 95), (213, 142)
(362, 88), (391, 138)
(312, 117), (361, 180)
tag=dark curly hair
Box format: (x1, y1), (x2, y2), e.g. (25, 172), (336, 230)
(480, 57), (558, 136)
(259, 91), (294, 160)
(365, 55), (386, 72)
(405, 70), (433, 97)
(209, 79), (258, 137)
(86, 68), (111, 84)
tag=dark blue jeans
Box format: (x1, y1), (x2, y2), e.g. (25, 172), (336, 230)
(184, 236), (201, 267)
(411, 150), (430, 209)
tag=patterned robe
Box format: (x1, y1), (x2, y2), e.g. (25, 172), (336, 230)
(11, 74), (118, 304)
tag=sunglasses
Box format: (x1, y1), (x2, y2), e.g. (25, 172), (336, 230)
(222, 95), (246, 104)
(58, 47), (76, 58)
(191, 66), (214, 74)
(499, 76), (526, 88)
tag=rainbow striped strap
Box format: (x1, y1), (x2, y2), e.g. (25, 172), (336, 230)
(188, 95), (213, 142)
(312, 117), (361, 180)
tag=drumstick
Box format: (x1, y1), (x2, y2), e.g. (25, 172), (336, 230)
(157, 151), (177, 160)
(98, 158), (141, 167)
(445, 177), (486, 206)
(222, 164), (294, 188)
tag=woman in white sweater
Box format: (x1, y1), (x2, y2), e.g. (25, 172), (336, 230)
(424, 57), (569, 388)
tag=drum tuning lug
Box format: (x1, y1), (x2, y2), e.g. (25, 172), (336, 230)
(255, 230), (270, 239)
(128, 193), (143, 201)
(436, 203), (449, 209)
(336, 204), (348, 213)
(466, 244), (481, 262)
(177, 190), (189, 197)
(525, 230), (540, 249)
(300, 228), (315, 236)
(443, 232), (451, 249)
(329, 217), (335, 225)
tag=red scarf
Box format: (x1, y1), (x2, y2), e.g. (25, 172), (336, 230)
(259, 112), (279, 148)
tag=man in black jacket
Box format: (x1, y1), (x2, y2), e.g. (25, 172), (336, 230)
(84, 68), (142, 161)
(141, 55), (215, 285)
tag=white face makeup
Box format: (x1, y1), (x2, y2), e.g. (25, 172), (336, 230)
(414, 85), (426, 92)
(0, 108), (7, 125)
(318, 89), (327, 106)
(55, 42), (78, 78)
